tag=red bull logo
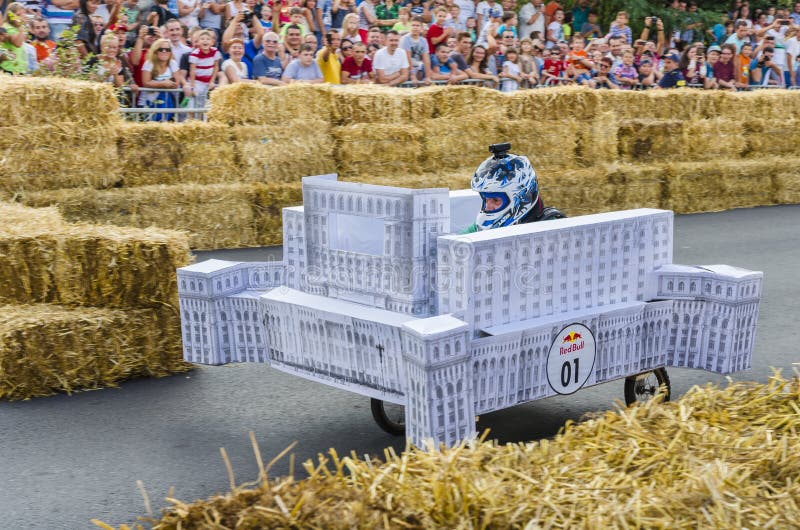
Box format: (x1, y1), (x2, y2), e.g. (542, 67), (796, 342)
(560, 332), (584, 355)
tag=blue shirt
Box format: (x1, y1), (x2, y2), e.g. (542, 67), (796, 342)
(282, 58), (323, 80)
(658, 68), (686, 88)
(253, 53), (283, 79)
(431, 54), (454, 74)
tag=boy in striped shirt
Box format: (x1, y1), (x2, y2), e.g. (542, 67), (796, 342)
(186, 29), (221, 104)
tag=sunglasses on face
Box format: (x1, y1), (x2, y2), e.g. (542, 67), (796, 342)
(342, 46), (353, 50)
(156, 48), (171, 52)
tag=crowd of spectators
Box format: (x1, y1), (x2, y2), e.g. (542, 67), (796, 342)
(2, 0), (800, 113)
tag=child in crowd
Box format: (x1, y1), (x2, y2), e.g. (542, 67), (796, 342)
(498, 45), (521, 91)
(606, 10), (631, 44)
(448, 4), (465, 32)
(465, 16), (478, 42)
(280, 7), (310, 36)
(566, 34), (591, 84)
(392, 7), (411, 35)
(541, 45), (564, 83)
(613, 49), (638, 88)
(187, 29), (222, 106)
(546, 8), (564, 49)
(426, 7), (452, 52)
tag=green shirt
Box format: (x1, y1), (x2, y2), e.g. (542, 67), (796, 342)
(375, 3), (399, 31)
(461, 223), (478, 234)
(0, 24), (28, 74)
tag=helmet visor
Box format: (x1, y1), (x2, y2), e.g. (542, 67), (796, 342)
(479, 191), (510, 214)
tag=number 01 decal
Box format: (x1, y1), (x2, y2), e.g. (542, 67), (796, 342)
(546, 323), (596, 395)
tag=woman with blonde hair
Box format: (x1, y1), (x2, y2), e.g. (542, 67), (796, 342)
(340, 12), (362, 42)
(0, 2), (28, 74)
(91, 32), (127, 87)
(140, 38), (181, 118)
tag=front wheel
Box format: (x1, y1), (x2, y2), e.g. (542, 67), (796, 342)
(624, 368), (671, 406)
(370, 398), (405, 435)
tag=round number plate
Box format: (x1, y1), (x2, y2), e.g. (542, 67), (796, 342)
(546, 323), (596, 395)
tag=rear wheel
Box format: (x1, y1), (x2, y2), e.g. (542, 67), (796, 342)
(370, 399), (405, 435)
(624, 368), (671, 406)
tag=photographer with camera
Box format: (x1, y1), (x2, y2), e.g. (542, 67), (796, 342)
(315, 29), (341, 83)
(128, 21), (159, 93)
(221, 8), (264, 74)
(751, 45), (783, 86)
(640, 15), (665, 56)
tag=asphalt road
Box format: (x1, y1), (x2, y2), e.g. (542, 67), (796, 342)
(1, 206), (798, 529)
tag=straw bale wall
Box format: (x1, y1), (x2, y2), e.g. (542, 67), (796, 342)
(1, 79), (799, 249)
(0, 201), (192, 400)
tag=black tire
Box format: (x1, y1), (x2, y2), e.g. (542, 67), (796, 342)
(624, 368), (671, 406)
(370, 398), (405, 435)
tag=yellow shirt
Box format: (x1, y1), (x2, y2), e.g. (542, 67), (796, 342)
(316, 48), (341, 84)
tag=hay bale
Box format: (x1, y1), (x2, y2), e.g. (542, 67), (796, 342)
(0, 304), (189, 401)
(208, 83), (335, 125)
(21, 182), (304, 250)
(742, 118), (800, 157)
(250, 182), (305, 246)
(0, 77), (120, 128)
(333, 123), (426, 178)
(0, 125), (121, 193)
(665, 158), (780, 212)
(429, 84), (507, 118)
(506, 85), (600, 119)
(0, 201), (65, 228)
(774, 169), (800, 204)
(233, 120), (336, 182)
(575, 111), (618, 167)
(422, 114), (502, 173)
(116, 122), (237, 187)
(602, 163), (666, 209)
(330, 85), (436, 124)
(497, 118), (583, 171)
(0, 212), (191, 308)
(616, 119), (684, 161)
(682, 118), (747, 159)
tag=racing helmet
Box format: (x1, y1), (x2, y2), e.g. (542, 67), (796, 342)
(471, 143), (539, 231)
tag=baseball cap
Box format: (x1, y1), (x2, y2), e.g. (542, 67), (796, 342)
(707, 45), (721, 53)
(663, 53), (680, 62)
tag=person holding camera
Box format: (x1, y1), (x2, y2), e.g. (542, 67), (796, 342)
(221, 9), (264, 73)
(147, 0), (177, 27)
(751, 46), (783, 86)
(640, 15), (665, 56)
(315, 29), (341, 83)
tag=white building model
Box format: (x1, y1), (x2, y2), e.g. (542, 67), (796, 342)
(178, 175), (762, 448)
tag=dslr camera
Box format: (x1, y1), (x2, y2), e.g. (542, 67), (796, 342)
(146, 25), (157, 36)
(650, 16), (659, 26)
(241, 9), (254, 27)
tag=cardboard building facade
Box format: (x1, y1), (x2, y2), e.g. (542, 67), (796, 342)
(178, 175), (762, 448)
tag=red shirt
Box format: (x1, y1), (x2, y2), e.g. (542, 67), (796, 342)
(543, 58), (565, 77)
(31, 39), (56, 62)
(426, 23), (445, 53)
(128, 48), (150, 87)
(342, 56), (373, 80)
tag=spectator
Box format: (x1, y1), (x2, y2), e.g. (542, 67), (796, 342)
(392, 7), (410, 35)
(147, 0), (177, 28)
(178, 0), (200, 29)
(636, 58), (658, 87)
(165, 19), (191, 65)
(498, 45), (520, 91)
(751, 46), (783, 86)
(792, 2), (800, 26)
(400, 17), (430, 83)
(640, 16), (665, 56)
(453, 0), (474, 28)
(186, 29), (221, 105)
(199, 0), (225, 40)
(280, 7), (310, 37)
(43, 0), (77, 41)
(75, 0), (119, 57)
(29, 16), (55, 63)
(518, 37), (538, 87)
(613, 49), (637, 89)
(679, 1), (703, 44)
(90, 32), (127, 86)
(466, 43), (498, 86)
(375, 0), (398, 32)
(221, 11), (264, 74)
(366, 25), (382, 47)
(786, 25), (798, 87)
(518, 0), (544, 42)
(714, 43), (737, 89)
(588, 55), (617, 88)
(566, 34), (591, 84)
(1, 2), (28, 74)
(316, 0), (332, 34)
(281, 42), (323, 82)
(316, 29), (341, 83)
(570, 0), (589, 34)
(128, 23), (158, 91)
(340, 12), (360, 42)
(735, 42), (755, 87)
(725, 21), (751, 53)
(430, 41), (467, 84)
(656, 52), (684, 89)
(366, 41), (379, 59)
(761, 18), (793, 87)
(606, 10), (631, 45)
(540, 44), (564, 83)
(606, 35), (624, 68)
(373, 29), (408, 85)
(331, 0), (354, 32)
(223, 0), (245, 25)
(303, 0), (323, 44)
(546, 8), (563, 49)
(495, 10), (517, 40)
(448, 5), (465, 33)
(356, 0), (377, 42)
(427, 6), (451, 52)
(140, 38), (180, 113)
(450, 30), (471, 69)
(684, 43), (712, 88)
(282, 23), (303, 58)
(476, 0), (502, 32)
(580, 10), (601, 41)
(341, 39), (372, 83)
(221, 37), (252, 83)
(253, 31), (286, 85)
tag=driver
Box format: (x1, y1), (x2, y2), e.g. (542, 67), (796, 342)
(462, 143), (565, 233)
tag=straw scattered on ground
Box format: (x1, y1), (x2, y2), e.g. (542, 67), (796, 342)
(101, 373), (800, 530)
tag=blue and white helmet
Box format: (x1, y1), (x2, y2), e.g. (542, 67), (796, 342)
(471, 143), (539, 231)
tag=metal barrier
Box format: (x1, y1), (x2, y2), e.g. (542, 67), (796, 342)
(119, 87), (208, 122)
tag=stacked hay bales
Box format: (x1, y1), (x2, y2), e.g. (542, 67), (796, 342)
(124, 375), (800, 529)
(0, 202), (192, 400)
(0, 78), (122, 194)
